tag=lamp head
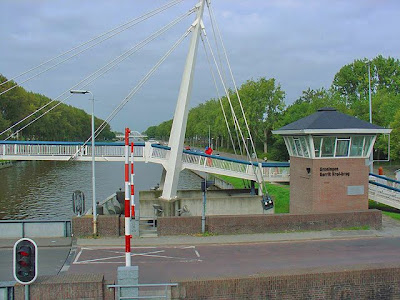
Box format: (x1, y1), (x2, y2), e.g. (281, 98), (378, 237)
(70, 89), (90, 94)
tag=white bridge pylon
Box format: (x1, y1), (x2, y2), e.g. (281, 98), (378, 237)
(0, 141), (290, 183)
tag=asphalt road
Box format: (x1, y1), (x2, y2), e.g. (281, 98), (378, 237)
(67, 236), (400, 283)
(0, 247), (71, 281)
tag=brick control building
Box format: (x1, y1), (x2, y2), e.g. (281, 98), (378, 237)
(273, 107), (391, 214)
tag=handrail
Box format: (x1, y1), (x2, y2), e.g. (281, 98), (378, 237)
(0, 140), (145, 146)
(0, 219), (71, 223)
(108, 283), (178, 287)
(107, 283), (178, 300)
(0, 140), (290, 167)
(369, 180), (400, 193)
(0, 220), (72, 237)
(369, 173), (400, 185)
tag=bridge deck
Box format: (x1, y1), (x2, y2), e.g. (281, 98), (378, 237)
(0, 141), (290, 182)
(2, 141), (399, 209)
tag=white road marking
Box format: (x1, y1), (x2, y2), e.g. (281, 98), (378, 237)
(73, 249), (83, 264)
(75, 250), (165, 264)
(73, 246), (202, 265)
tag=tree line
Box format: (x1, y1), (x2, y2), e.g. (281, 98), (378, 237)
(145, 55), (400, 161)
(0, 74), (115, 141)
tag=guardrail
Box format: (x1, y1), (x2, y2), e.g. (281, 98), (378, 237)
(369, 173), (400, 189)
(0, 281), (15, 299)
(0, 220), (71, 238)
(107, 283), (178, 299)
(369, 173), (400, 210)
(0, 141), (146, 158)
(1, 140), (291, 181)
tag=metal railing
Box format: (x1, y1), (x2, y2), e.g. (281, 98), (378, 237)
(0, 220), (71, 238)
(107, 283), (178, 300)
(0, 281), (15, 300)
(150, 144), (169, 160)
(369, 173), (400, 209)
(181, 150), (290, 181)
(0, 140), (291, 181)
(0, 141), (145, 158)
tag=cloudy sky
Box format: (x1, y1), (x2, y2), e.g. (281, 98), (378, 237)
(1, 0), (399, 133)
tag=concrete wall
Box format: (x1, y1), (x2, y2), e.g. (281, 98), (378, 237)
(14, 274), (114, 300)
(158, 210), (382, 236)
(171, 263), (400, 299)
(290, 157), (369, 214)
(139, 190), (268, 218)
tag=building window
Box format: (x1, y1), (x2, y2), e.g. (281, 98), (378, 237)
(313, 137), (322, 157)
(300, 137), (310, 158)
(293, 138), (303, 157)
(286, 135), (375, 159)
(321, 137), (336, 157)
(350, 136), (364, 156)
(335, 138), (350, 157)
(288, 137), (297, 156)
(363, 136), (374, 156)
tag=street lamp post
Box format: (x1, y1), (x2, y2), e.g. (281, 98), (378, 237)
(70, 89), (97, 235)
(367, 62), (373, 173)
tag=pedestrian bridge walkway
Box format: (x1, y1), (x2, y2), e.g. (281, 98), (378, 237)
(0, 141), (290, 182)
(2, 141), (399, 208)
(369, 173), (400, 210)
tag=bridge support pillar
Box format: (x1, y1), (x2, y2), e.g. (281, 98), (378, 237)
(160, 0), (206, 200)
(159, 168), (166, 190)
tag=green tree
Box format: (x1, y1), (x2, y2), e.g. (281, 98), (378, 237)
(0, 74), (115, 141)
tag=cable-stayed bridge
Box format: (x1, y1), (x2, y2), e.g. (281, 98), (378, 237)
(1, 0), (399, 208)
(1, 140), (399, 210)
(0, 140), (290, 182)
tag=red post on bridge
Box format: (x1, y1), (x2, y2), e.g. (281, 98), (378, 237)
(124, 128), (131, 267)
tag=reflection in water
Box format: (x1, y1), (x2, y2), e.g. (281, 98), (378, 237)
(0, 161), (202, 220)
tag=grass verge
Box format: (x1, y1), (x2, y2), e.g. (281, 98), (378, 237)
(215, 175), (400, 220)
(215, 175), (290, 214)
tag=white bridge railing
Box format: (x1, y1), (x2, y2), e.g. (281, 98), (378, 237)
(0, 141), (290, 182)
(179, 147), (290, 182)
(369, 174), (400, 210)
(0, 141), (145, 161)
(2, 141), (400, 207)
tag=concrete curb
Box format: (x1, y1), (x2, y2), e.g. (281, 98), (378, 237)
(75, 228), (397, 248)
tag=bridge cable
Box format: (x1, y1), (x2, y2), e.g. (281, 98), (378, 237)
(3, 9), (194, 140)
(201, 32), (251, 188)
(202, 26), (267, 197)
(205, 3), (244, 158)
(72, 26), (193, 156)
(204, 1), (244, 157)
(0, 0), (184, 93)
(207, 3), (269, 196)
(200, 33), (237, 156)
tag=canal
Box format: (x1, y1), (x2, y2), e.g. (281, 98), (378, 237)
(0, 161), (202, 220)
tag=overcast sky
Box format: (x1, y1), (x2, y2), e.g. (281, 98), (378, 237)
(1, 0), (399, 133)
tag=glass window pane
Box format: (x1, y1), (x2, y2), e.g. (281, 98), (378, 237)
(336, 139), (350, 157)
(300, 137), (310, 158)
(321, 137), (335, 157)
(363, 136), (374, 156)
(294, 138), (303, 157)
(283, 137), (292, 156)
(350, 136), (364, 156)
(313, 137), (322, 158)
(288, 137), (297, 156)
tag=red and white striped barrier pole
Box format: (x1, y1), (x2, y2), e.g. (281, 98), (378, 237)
(130, 142), (135, 219)
(124, 127), (131, 267)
